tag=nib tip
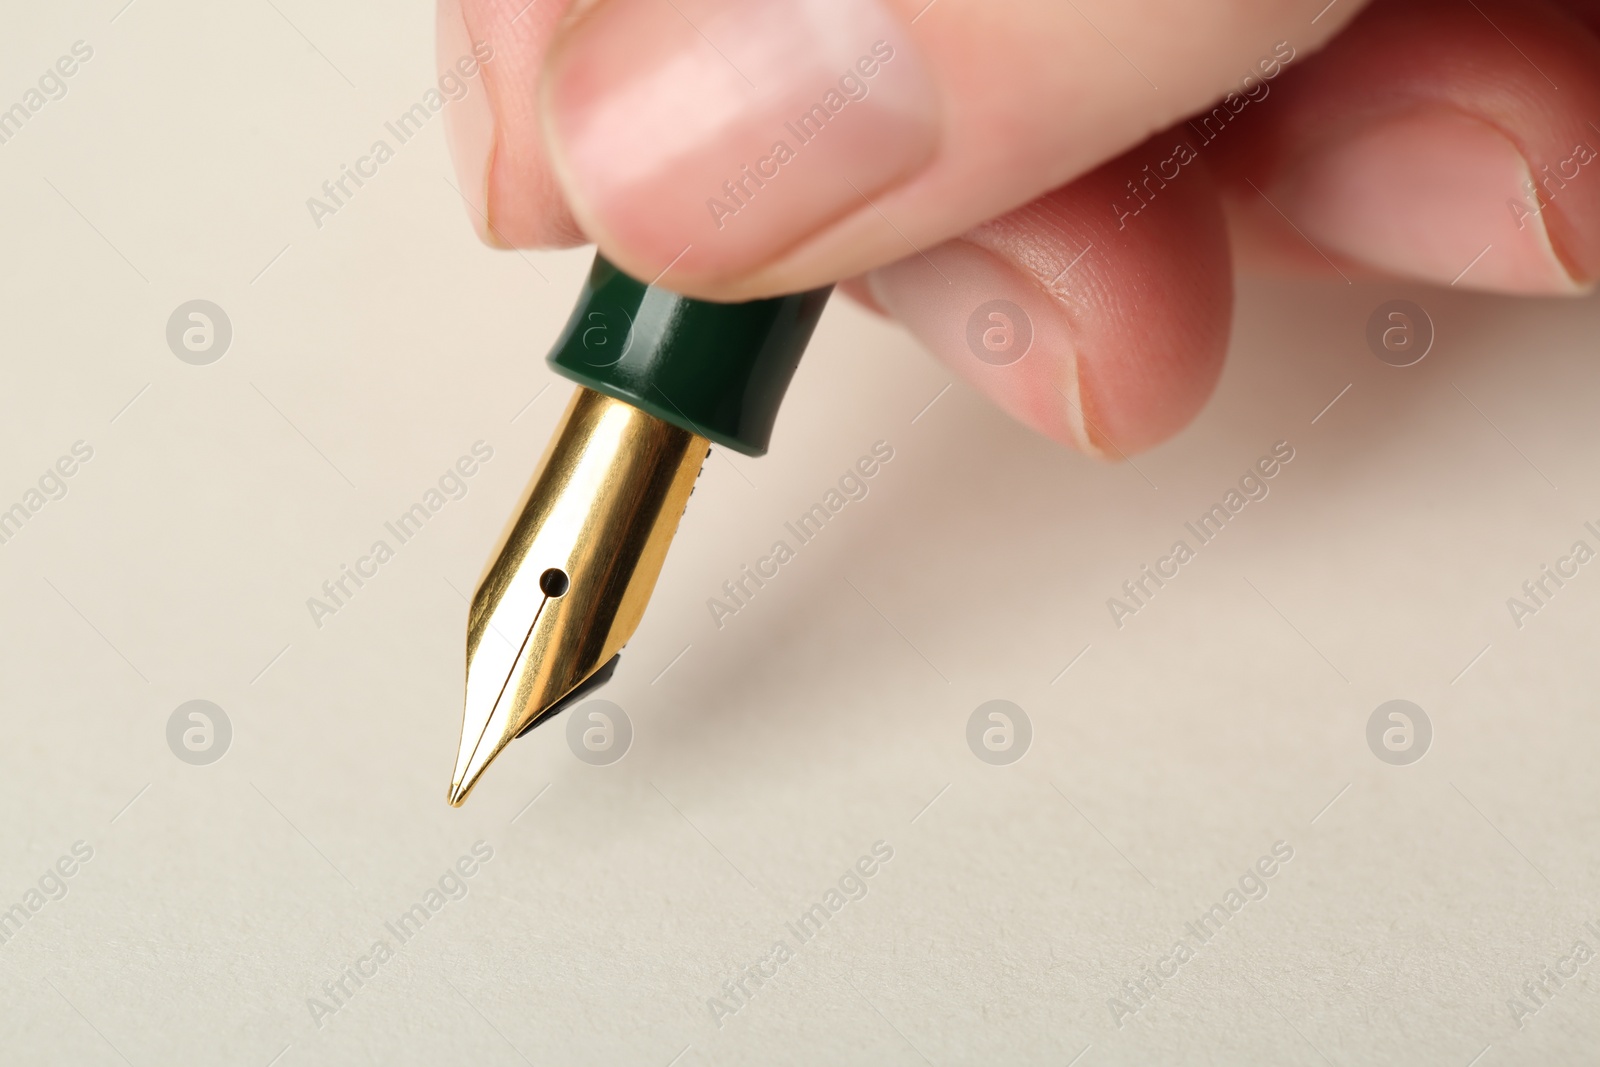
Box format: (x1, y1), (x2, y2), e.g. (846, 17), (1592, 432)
(447, 761), (490, 808)
(447, 732), (507, 809)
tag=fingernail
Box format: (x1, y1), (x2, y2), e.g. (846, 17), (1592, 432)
(544, 0), (939, 281)
(1278, 108), (1584, 293)
(437, 0), (498, 245)
(867, 241), (1098, 455)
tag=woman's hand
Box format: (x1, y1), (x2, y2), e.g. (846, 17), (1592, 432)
(439, 0), (1600, 454)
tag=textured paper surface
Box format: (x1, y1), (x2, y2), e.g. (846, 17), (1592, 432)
(2, 3), (1599, 1065)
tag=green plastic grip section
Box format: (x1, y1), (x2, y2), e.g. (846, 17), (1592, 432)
(546, 254), (832, 456)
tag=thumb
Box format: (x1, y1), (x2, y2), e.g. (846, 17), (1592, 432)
(538, 0), (1359, 298)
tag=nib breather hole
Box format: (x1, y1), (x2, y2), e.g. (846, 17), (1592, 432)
(540, 568), (570, 598)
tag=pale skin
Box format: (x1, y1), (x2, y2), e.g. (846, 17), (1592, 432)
(439, 0), (1600, 455)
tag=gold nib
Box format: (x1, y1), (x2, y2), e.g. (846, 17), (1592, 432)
(448, 387), (707, 806)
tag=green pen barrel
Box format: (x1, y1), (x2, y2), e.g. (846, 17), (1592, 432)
(546, 254), (832, 456)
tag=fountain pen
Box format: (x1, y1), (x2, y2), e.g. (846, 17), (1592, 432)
(447, 254), (832, 805)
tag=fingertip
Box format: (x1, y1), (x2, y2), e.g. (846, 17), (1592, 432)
(867, 240), (1100, 453)
(438, 0), (495, 241)
(444, 0), (588, 250)
(1210, 0), (1600, 294)
(868, 137), (1232, 457)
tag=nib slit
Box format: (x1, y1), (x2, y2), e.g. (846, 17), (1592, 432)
(456, 594), (549, 795)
